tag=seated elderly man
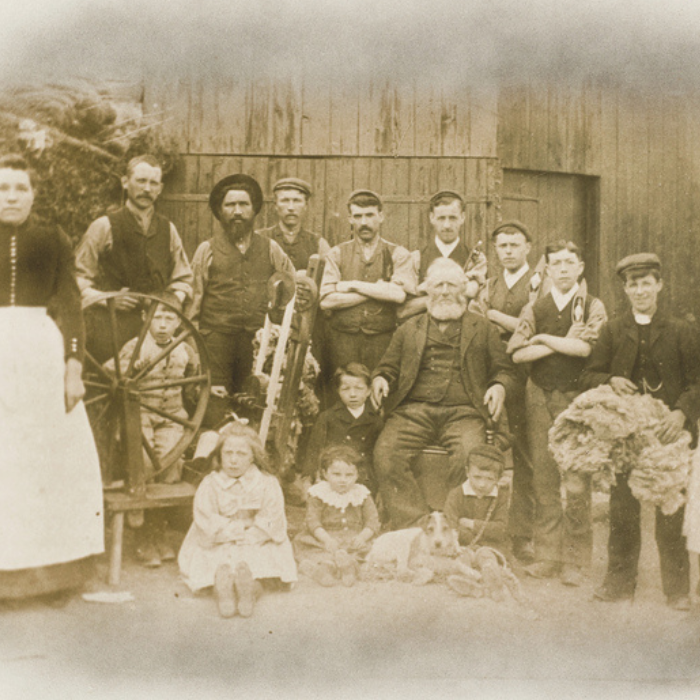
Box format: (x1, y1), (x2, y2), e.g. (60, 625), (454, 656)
(372, 258), (516, 529)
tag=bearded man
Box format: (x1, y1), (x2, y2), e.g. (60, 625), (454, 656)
(371, 258), (516, 529)
(189, 174), (294, 427)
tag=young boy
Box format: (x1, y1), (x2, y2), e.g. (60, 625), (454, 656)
(444, 445), (511, 600)
(581, 253), (700, 611)
(109, 296), (200, 566)
(507, 241), (607, 586)
(304, 362), (383, 489)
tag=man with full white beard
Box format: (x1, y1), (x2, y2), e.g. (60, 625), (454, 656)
(371, 258), (516, 529)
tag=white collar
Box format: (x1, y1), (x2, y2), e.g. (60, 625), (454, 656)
(462, 480), (498, 498)
(434, 236), (460, 259)
(634, 313), (653, 326)
(550, 282), (580, 312)
(213, 466), (262, 490)
(503, 263), (530, 290)
(308, 481), (370, 509)
(346, 404), (365, 419)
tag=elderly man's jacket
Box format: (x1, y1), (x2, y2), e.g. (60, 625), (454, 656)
(580, 310), (700, 426)
(373, 311), (517, 419)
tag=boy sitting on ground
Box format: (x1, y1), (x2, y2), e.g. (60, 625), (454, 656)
(443, 445), (517, 601)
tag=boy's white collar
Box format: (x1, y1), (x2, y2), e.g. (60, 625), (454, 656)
(503, 263), (530, 290)
(550, 282), (580, 312)
(434, 236), (460, 258)
(308, 481), (370, 508)
(462, 480), (499, 498)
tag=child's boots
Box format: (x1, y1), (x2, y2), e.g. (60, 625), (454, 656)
(234, 562), (257, 617)
(334, 549), (359, 587)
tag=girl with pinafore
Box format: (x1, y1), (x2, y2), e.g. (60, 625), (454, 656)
(295, 445), (381, 587)
(178, 423), (297, 618)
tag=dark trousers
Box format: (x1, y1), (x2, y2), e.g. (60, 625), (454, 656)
(327, 329), (393, 375)
(505, 374), (535, 542)
(526, 380), (592, 566)
(374, 402), (485, 529)
(200, 327), (256, 428)
(604, 473), (689, 599)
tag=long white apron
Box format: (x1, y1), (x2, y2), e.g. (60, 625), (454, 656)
(0, 307), (104, 569)
(684, 433), (700, 554)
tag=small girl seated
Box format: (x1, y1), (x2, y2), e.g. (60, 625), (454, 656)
(178, 423), (297, 618)
(295, 445), (381, 587)
(443, 444), (519, 602)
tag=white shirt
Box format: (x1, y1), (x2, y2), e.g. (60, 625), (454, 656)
(634, 313), (653, 325)
(434, 236), (460, 259)
(462, 480), (499, 498)
(346, 404), (365, 419)
(503, 263), (530, 290)
(551, 282), (580, 312)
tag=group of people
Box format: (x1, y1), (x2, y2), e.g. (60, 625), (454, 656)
(2, 150), (699, 618)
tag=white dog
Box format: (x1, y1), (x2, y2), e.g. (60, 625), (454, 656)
(366, 512), (464, 583)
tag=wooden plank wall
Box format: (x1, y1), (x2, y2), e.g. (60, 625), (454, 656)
(498, 84), (700, 323)
(159, 155), (499, 259)
(144, 76), (498, 158)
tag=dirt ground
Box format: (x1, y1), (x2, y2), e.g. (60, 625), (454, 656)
(1, 499), (700, 700)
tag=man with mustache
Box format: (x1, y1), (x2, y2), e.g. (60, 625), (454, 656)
(189, 174), (295, 427)
(76, 155), (194, 360)
(371, 258), (515, 529)
(320, 190), (416, 374)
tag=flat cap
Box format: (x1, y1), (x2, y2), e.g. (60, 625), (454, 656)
(209, 174), (264, 219)
(490, 220), (531, 242)
(615, 252), (661, 278)
(273, 177), (312, 197)
(429, 190), (464, 208)
(347, 189), (383, 208)
(468, 444), (506, 465)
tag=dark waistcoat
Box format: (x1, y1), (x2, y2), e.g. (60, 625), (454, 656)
(408, 320), (472, 406)
(100, 207), (173, 293)
(199, 232), (274, 333)
(530, 293), (592, 393)
(329, 239), (397, 335)
(418, 239), (470, 283)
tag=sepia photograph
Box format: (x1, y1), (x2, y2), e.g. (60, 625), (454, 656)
(1, 1), (700, 698)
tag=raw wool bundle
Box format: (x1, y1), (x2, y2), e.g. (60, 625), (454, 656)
(549, 385), (692, 514)
(252, 323), (321, 441)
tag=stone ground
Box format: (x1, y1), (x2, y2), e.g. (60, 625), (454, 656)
(1, 500), (699, 700)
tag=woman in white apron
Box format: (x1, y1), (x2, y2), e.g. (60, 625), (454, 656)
(0, 154), (104, 600)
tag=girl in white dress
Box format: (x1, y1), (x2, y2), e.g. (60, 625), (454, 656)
(178, 423), (297, 617)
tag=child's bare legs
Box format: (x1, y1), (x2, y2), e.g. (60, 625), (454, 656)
(214, 564), (236, 618)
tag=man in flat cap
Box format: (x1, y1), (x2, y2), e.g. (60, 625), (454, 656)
(399, 190), (486, 320)
(190, 174), (295, 426)
(476, 220), (540, 563)
(320, 189), (416, 374)
(581, 253), (700, 611)
(257, 177), (330, 272)
(76, 154), (193, 360)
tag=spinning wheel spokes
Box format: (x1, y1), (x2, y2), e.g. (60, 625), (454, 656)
(82, 292), (211, 485)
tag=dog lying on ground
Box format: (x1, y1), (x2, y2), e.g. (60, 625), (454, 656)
(365, 512), (470, 584)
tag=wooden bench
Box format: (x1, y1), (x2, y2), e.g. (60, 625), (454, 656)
(103, 482), (196, 585)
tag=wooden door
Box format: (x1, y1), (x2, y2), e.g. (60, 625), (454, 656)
(501, 169), (601, 294)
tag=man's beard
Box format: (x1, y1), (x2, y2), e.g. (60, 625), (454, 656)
(224, 218), (254, 242)
(427, 296), (467, 321)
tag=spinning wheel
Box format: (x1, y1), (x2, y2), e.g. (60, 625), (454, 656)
(82, 291), (210, 491)
(82, 292), (211, 585)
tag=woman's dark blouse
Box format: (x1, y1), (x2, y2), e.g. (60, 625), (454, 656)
(0, 218), (84, 360)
